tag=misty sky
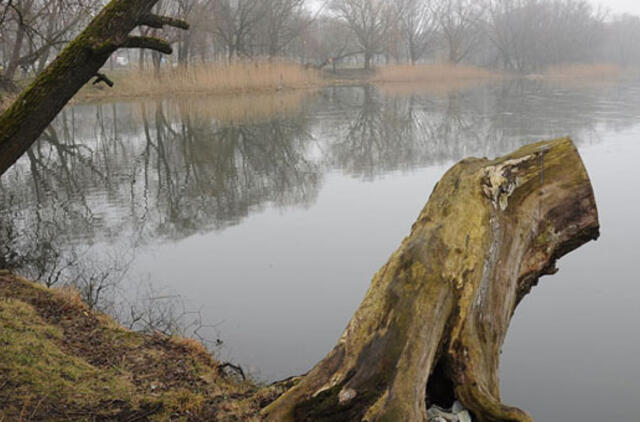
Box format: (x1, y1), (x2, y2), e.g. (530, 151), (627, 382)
(309, 1), (640, 17)
(594, 0), (640, 16)
(311, 0), (640, 16)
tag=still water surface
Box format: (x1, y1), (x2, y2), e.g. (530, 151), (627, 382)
(1, 80), (639, 421)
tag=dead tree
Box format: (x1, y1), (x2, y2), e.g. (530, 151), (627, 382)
(0, 0), (189, 176)
(263, 137), (599, 421)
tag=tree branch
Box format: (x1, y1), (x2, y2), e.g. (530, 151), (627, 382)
(0, 0), (189, 176)
(123, 36), (172, 54)
(137, 13), (189, 30)
(93, 73), (114, 88)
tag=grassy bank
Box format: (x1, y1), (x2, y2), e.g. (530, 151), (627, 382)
(77, 61), (503, 101)
(5, 62), (634, 113)
(0, 272), (294, 421)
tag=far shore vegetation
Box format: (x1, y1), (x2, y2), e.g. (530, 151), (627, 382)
(1, 61), (635, 117)
(77, 61), (636, 102)
(76, 60), (504, 102)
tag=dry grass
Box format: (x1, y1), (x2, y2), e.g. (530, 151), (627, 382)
(372, 63), (499, 95)
(542, 63), (624, 80)
(373, 63), (497, 83)
(81, 60), (321, 100)
(0, 272), (294, 421)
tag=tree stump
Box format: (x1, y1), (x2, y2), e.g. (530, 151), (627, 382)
(263, 137), (599, 422)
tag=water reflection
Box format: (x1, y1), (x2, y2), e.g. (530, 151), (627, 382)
(2, 79), (640, 381)
(136, 100), (320, 238)
(0, 96), (321, 311)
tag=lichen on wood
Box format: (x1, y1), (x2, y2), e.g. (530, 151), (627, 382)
(263, 137), (599, 422)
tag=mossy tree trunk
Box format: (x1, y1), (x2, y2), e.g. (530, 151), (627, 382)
(0, 0), (188, 177)
(263, 138), (599, 422)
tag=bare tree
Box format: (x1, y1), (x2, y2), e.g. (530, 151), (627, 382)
(259, 0), (308, 58)
(396, 0), (437, 64)
(301, 15), (360, 68)
(603, 14), (640, 66)
(483, 0), (606, 72)
(0, 0), (101, 81)
(0, 0), (189, 176)
(212, 0), (265, 60)
(330, 0), (400, 70)
(433, 0), (483, 64)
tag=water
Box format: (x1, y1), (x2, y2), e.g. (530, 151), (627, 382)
(2, 80), (639, 421)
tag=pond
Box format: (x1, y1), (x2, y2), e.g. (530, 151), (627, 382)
(1, 79), (639, 421)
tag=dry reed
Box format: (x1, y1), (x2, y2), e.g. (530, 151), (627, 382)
(373, 63), (499, 95)
(82, 60), (321, 100)
(373, 63), (497, 83)
(542, 63), (624, 80)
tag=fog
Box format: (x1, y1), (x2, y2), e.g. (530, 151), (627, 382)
(3, 0), (640, 82)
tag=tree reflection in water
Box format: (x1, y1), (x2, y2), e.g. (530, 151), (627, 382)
(2, 80), (640, 322)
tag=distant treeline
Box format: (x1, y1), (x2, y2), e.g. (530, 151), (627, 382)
(1, 0), (639, 82)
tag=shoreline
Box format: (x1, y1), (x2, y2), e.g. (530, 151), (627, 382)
(75, 62), (637, 104)
(3, 63), (635, 112)
(0, 271), (291, 421)
(75, 63), (500, 103)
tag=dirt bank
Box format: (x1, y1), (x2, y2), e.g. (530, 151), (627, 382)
(0, 271), (295, 421)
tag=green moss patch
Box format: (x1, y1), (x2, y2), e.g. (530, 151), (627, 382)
(0, 272), (287, 421)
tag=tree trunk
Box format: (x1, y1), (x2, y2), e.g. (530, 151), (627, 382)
(0, 0), (188, 177)
(5, 22), (26, 80)
(364, 51), (372, 70)
(263, 137), (599, 422)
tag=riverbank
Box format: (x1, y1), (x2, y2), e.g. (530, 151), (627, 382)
(77, 61), (322, 102)
(3, 62), (635, 114)
(0, 272), (294, 421)
(75, 62), (501, 102)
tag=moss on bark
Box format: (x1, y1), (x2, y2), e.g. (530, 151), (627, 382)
(263, 137), (599, 422)
(0, 0), (188, 176)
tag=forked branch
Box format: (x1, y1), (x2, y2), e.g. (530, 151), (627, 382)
(0, 0), (189, 177)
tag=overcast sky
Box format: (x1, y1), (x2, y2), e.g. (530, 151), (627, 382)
(593, 0), (640, 16)
(310, 1), (640, 17)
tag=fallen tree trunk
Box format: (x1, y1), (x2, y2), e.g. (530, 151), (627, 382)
(263, 137), (599, 422)
(0, 0), (188, 177)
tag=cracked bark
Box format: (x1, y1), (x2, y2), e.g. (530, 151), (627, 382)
(263, 137), (599, 422)
(0, 0), (188, 177)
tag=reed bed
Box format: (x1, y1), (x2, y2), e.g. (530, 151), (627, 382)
(373, 63), (497, 83)
(83, 60), (321, 100)
(373, 63), (499, 95)
(542, 64), (624, 80)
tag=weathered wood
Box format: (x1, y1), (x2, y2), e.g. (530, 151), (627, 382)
(263, 137), (599, 421)
(0, 0), (188, 176)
